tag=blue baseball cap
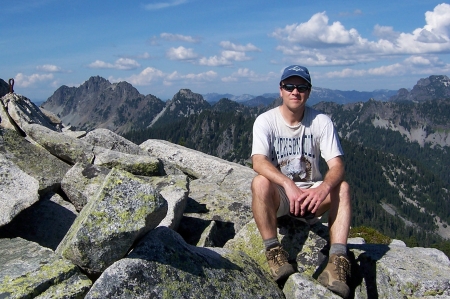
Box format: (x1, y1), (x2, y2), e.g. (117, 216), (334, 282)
(280, 65), (311, 86)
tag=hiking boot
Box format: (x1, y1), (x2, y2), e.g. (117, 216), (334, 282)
(265, 245), (296, 282)
(317, 254), (351, 298)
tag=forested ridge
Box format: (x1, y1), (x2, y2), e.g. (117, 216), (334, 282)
(123, 98), (450, 257)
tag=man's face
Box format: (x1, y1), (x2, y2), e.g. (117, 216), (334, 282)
(279, 76), (311, 111)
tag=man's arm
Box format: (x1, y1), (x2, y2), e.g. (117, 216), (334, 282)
(298, 156), (345, 215)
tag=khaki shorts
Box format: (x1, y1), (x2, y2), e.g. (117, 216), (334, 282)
(276, 181), (323, 224)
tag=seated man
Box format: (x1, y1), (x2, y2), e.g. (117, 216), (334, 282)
(251, 65), (352, 298)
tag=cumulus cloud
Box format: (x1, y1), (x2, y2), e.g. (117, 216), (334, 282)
(143, 0), (187, 11)
(111, 67), (218, 87)
(199, 51), (251, 66)
(166, 46), (198, 60)
(324, 55), (450, 79)
(88, 58), (140, 70)
(272, 4), (450, 67)
(219, 41), (261, 52)
(161, 33), (200, 43)
(272, 12), (362, 48)
(111, 67), (165, 86)
(222, 68), (277, 83)
(36, 64), (63, 72)
(15, 73), (54, 87)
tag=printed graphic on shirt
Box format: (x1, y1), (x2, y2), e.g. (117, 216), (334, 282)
(272, 135), (315, 182)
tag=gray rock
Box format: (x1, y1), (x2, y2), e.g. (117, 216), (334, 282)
(284, 273), (342, 299)
(350, 243), (450, 299)
(39, 107), (62, 126)
(0, 154), (39, 227)
(143, 174), (189, 230)
(93, 147), (162, 176)
(35, 273), (92, 299)
(0, 238), (91, 299)
(0, 192), (77, 251)
(1, 93), (57, 132)
(61, 162), (111, 211)
(0, 128), (71, 194)
(56, 168), (168, 274)
(180, 177), (254, 246)
(0, 99), (17, 130)
(25, 123), (95, 164)
(85, 227), (285, 299)
(196, 220), (218, 247)
(139, 139), (255, 180)
(82, 128), (144, 155)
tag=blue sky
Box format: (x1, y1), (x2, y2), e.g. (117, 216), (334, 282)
(2, 0), (450, 101)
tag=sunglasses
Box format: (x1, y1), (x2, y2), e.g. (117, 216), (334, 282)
(281, 84), (310, 93)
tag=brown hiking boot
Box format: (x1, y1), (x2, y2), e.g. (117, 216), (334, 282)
(317, 254), (351, 298)
(265, 245), (296, 282)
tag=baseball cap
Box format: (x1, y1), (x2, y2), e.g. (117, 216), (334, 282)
(280, 65), (311, 86)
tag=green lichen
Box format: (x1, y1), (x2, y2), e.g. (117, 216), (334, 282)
(423, 289), (444, 296)
(0, 259), (78, 298)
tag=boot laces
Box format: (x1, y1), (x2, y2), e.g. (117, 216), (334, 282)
(268, 247), (289, 266)
(333, 255), (350, 281)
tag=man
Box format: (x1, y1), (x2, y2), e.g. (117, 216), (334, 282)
(251, 65), (352, 298)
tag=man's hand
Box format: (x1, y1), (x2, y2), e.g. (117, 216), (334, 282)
(285, 182), (329, 217)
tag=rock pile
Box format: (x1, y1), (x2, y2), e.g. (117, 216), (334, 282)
(1, 91), (450, 298)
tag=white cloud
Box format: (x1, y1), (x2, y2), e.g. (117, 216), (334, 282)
(272, 4), (450, 66)
(222, 68), (277, 83)
(324, 55), (450, 79)
(15, 73), (54, 87)
(166, 46), (198, 60)
(112, 67), (165, 86)
(111, 67), (218, 87)
(143, 0), (187, 11)
(199, 51), (251, 66)
(88, 58), (140, 70)
(272, 12), (362, 48)
(36, 64), (62, 72)
(161, 33), (200, 43)
(219, 41), (261, 52)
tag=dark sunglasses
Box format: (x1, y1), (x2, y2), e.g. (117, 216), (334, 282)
(281, 84), (310, 93)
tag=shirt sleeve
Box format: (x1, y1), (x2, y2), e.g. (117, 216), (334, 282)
(319, 117), (344, 162)
(251, 114), (271, 158)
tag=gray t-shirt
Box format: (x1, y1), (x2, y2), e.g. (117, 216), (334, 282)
(251, 106), (343, 186)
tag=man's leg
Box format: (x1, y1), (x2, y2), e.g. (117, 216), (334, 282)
(251, 174), (295, 281)
(317, 181), (352, 299)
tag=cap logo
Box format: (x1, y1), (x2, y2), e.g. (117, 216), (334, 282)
(288, 66), (307, 73)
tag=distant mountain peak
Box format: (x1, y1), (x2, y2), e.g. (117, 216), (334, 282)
(390, 75), (450, 102)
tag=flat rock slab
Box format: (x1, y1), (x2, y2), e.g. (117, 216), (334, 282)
(0, 238), (91, 299)
(0, 154), (39, 227)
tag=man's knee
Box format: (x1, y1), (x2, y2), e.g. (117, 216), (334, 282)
(251, 175), (271, 193)
(336, 181), (351, 204)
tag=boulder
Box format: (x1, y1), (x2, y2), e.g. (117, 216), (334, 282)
(93, 147), (162, 176)
(144, 174), (189, 230)
(25, 123), (95, 164)
(0, 192), (77, 251)
(0, 154), (39, 227)
(85, 227), (285, 299)
(82, 128), (145, 155)
(61, 162), (111, 211)
(140, 139), (256, 180)
(0, 238), (91, 299)
(1, 128), (71, 194)
(56, 168), (168, 274)
(0, 93), (57, 133)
